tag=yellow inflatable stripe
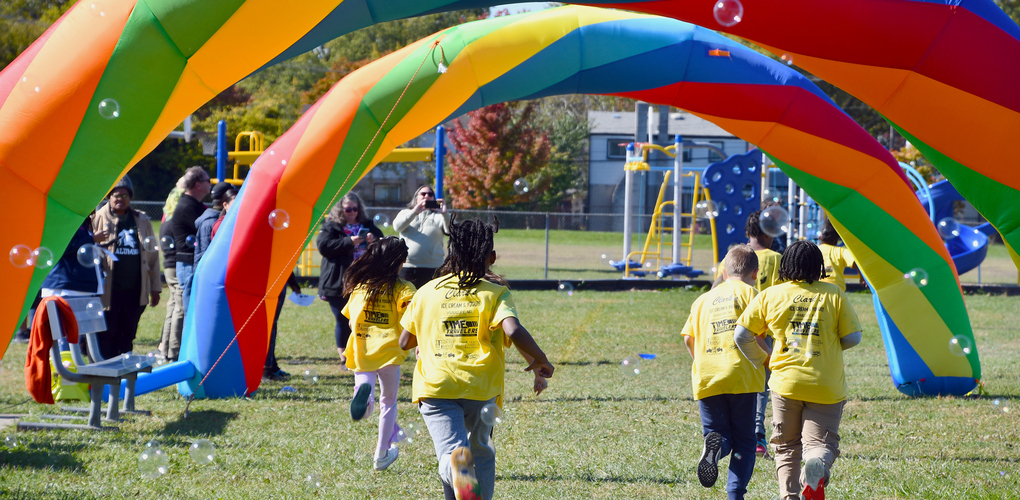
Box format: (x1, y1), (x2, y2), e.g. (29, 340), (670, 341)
(830, 217), (973, 378)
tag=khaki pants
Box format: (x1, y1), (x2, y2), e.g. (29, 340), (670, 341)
(159, 267), (184, 360)
(770, 393), (845, 500)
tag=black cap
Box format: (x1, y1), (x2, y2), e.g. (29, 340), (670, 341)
(211, 182), (235, 202)
(110, 175), (134, 198)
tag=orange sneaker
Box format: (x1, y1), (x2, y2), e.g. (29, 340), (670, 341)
(451, 447), (482, 500)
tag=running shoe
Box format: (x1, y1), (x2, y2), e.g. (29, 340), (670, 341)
(451, 446), (482, 500)
(801, 457), (826, 500)
(373, 445), (399, 471)
(350, 384), (371, 421)
(697, 431), (724, 487)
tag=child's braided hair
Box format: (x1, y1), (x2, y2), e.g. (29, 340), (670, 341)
(342, 236), (408, 305)
(778, 240), (827, 283)
(436, 215), (500, 289)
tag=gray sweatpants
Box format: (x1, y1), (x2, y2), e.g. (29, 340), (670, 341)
(419, 397), (497, 500)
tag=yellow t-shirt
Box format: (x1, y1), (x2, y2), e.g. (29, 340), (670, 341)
(819, 243), (856, 292)
(681, 279), (765, 399)
(737, 280), (863, 404)
(342, 279), (417, 372)
(400, 274), (516, 406)
(754, 248), (783, 292)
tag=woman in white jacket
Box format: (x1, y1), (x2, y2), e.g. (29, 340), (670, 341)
(393, 185), (450, 288)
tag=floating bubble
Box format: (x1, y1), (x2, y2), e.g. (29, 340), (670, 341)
(303, 369), (319, 383)
(373, 213), (390, 228)
(138, 448), (168, 479)
(904, 268), (929, 287)
(304, 473), (323, 490)
(268, 209), (290, 230)
(97, 98), (120, 119)
(513, 178), (530, 195)
(189, 439), (215, 465)
(9, 245), (33, 268)
(759, 206), (790, 237)
(4, 435), (18, 449)
(480, 403), (503, 426)
(734, 452), (743, 460)
(936, 217), (960, 240)
(694, 200), (720, 219)
(948, 335), (973, 357)
(160, 236), (175, 251)
(600, 253), (614, 266)
(145, 439), (161, 450)
(762, 189), (779, 203)
(780, 54), (794, 66)
(557, 282), (574, 296)
(18, 74), (41, 94)
(621, 356), (641, 376)
(803, 222), (818, 241)
(712, 0), (744, 27)
(89, 2), (106, 18)
(32, 247), (54, 269)
(85, 299), (104, 319)
(184, 235), (197, 248)
(141, 236), (159, 252)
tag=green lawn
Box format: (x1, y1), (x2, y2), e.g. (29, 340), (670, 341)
(1, 289), (1017, 498)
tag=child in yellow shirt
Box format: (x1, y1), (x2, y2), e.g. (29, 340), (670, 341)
(341, 237), (417, 471)
(399, 218), (554, 500)
(682, 245), (766, 499)
(735, 241), (863, 500)
(817, 218), (860, 292)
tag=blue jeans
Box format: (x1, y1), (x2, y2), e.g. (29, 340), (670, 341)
(176, 262), (195, 321)
(419, 398), (497, 500)
(324, 295), (351, 349)
(699, 393), (758, 500)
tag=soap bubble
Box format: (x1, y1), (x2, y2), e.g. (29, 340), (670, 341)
(141, 236), (159, 252)
(32, 247), (54, 269)
(600, 254), (614, 266)
(160, 236), (175, 250)
(948, 335), (973, 357)
(937, 217), (960, 240)
(268, 209), (290, 230)
(304, 473), (323, 490)
(712, 0), (744, 27)
(694, 200), (719, 219)
(904, 268), (929, 287)
(9, 245), (33, 268)
(89, 2), (106, 18)
(4, 435), (18, 449)
(18, 74), (41, 95)
(373, 213), (390, 228)
(759, 206), (790, 237)
(189, 439), (215, 465)
(303, 369), (319, 383)
(144, 439), (161, 450)
(97, 98), (120, 119)
(557, 282), (574, 296)
(762, 189), (779, 203)
(480, 403), (503, 426)
(85, 299), (104, 319)
(184, 235), (197, 248)
(138, 448), (168, 478)
(513, 178), (530, 195)
(780, 54), (794, 66)
(621, 356), (641, 376)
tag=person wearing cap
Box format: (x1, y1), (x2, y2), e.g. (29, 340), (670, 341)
(194, 181), (236, 264)
(91, 175), (161, 359)
(170, 166), (212, 333)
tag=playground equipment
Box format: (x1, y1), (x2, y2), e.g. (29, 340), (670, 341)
(699, 149), (765, 264)
(2, 6), (988, 399)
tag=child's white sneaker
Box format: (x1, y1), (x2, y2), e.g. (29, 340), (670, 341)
(373, 445), (399, 471)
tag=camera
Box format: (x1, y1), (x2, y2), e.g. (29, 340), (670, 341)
(424, 199), (441, 209)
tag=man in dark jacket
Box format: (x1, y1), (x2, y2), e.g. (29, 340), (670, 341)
(170, 166), (211, 324)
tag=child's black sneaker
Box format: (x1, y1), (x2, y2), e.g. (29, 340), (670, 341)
(697, 431), (724, 487)
(350, 384), (371, 421)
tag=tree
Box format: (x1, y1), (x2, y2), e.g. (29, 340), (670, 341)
(0, 0), (72, 70)
(532, 95), (592, 211)
(444, 101), (552, 209)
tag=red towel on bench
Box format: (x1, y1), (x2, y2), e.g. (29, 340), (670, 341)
(25, 296), (78, 404)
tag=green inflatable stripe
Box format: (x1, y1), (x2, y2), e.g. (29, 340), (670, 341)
(145, 0), (246, 58)
(769, 155), (978, 376)
(889, 122), (1020, 265)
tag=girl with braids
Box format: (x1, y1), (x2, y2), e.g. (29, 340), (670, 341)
(341, 236), (417, 471)
(733, 241), (863, 500)
(399, 217), (554, 500)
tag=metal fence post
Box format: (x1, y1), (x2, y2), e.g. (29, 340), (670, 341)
(544, 212), (550, 279)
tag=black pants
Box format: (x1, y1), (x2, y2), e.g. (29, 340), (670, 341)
(325, 295), (351, 350)
(399, 266), (438, 289)
(264, 286), (287, 375)
(98, 288), (146, 360)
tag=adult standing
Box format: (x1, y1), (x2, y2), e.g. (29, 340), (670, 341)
(159, 177), (185, 360)
(393, 185), (450, 288)
(91, 176), (161, 359)
(316, 192), (383, 365)
(170, 166), (211, 331)
(194, 182), (236, 264)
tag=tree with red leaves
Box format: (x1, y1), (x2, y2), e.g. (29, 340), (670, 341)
(445, 101), (551, 209)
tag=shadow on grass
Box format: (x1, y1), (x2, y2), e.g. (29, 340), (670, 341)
(0, 486), (98, 500)
(498, 471), (680, 485)
(282, 357), (344, 365)
(159, 409), (237, 443)
(0, 441), (87, 472)
(843, 453), (1020, 464)
(505, 395), (692, 403)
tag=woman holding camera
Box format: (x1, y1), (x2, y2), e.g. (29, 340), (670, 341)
(393, 185), (450, 288)
(317, 192), (384, 365)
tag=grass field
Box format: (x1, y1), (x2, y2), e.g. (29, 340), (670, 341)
(1, 288), (1018, 499)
